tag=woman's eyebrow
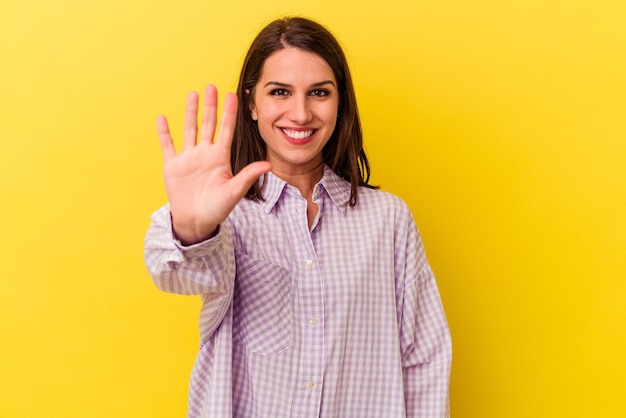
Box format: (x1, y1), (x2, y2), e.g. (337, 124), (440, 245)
(264, 81), (291, 88)
(311, 80), (336, 88)
(263, 80), (336, 88)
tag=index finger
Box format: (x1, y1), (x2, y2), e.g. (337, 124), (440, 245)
(215, 93), (238, 151)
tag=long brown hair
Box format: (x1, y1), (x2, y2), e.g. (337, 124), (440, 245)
(232, 17), (376, 206)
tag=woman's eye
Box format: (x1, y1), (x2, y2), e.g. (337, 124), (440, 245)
(310, 89), (329, 97)
(270, 89), (290, 96)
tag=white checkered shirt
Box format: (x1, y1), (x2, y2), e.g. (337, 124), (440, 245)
(144, 166), (451, 417)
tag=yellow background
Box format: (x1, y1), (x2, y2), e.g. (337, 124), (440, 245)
(1, 0), (624, 416)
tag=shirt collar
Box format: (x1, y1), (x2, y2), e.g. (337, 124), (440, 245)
(258, 165), (351, 214)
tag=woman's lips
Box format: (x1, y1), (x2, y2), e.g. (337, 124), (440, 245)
(281, 128), (316, 144)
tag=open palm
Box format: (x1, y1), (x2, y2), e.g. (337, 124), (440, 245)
(156, 85), (271, 245)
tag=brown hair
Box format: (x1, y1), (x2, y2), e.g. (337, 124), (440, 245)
(232, 17), (376, 206)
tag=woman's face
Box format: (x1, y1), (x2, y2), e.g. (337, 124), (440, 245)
(250, 47), (339, 176)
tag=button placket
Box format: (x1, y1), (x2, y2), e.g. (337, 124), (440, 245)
(288, 192), (324, 413)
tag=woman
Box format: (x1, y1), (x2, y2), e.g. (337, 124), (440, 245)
(145, 17), (451, 417)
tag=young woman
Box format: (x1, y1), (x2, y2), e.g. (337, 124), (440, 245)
(145, 17), (451, 417)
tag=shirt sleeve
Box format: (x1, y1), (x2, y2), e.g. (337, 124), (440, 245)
(143, 204), (236, 337)
(398, 212), (452, 417)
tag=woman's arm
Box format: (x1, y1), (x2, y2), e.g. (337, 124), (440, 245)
(396, 208), (452, 417)
(144, 204), (236, 296)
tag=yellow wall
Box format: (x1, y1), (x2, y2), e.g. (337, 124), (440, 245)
(1, 0), (624, 416)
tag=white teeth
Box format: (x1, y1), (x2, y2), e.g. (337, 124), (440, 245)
(282, 129), (314, 139)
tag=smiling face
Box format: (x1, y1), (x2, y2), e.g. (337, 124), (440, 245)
(250, 47), (339, 177)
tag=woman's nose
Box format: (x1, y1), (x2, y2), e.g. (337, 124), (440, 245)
(289, 96), (312, 124)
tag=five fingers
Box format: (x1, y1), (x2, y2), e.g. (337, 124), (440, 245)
(156, 85), (271, 217)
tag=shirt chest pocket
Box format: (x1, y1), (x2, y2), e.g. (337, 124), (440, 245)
(232, 253), (292, 356)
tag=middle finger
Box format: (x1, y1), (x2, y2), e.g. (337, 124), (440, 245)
(200, 85), (218, 144)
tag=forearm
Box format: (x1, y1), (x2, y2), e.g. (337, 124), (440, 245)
(144, 204), (235, 297)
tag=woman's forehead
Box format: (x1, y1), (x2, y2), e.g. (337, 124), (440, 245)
(258, 47), (335, 86)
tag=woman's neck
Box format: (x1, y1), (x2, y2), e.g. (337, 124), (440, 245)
(271, 163), (324, 201)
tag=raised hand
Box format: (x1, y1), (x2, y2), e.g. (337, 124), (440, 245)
(156, 85), (271, 245)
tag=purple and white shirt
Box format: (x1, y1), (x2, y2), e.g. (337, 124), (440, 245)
(144, 166), (451, 417)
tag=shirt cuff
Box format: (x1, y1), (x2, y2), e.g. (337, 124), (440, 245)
(168, 212), (223, 257)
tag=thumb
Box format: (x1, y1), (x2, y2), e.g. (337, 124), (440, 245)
(228, 161), (272, 199)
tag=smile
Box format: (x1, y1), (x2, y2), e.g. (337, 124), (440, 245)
(281, 128), (315, 140)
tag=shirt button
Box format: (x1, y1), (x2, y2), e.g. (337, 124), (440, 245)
(309, 318), (318, 327)
(306, 259), (314, 267)
(307, 381), (316, 389)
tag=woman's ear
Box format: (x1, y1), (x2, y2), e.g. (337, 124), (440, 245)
(245, 89), (258, 121)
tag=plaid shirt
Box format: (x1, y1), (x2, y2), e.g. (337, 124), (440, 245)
(145, 166), (451, 417)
